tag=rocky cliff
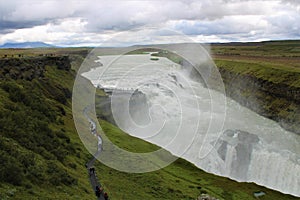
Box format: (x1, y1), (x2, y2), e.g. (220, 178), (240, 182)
(218, 66), (300, 135)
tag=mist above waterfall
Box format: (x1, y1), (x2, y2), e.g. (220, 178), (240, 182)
(82, 51), (300, 197)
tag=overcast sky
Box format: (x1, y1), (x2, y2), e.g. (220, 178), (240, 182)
(0, 0), (299, 46)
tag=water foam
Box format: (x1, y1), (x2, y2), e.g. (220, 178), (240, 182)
(82, 54), (300, 196)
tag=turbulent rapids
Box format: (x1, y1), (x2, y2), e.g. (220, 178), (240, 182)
(82, 53), (300, 197)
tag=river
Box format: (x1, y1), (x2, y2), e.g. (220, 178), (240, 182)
(82, 53), (300, 197)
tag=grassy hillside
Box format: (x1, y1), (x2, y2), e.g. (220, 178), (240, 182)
(0, 55), (93, 199)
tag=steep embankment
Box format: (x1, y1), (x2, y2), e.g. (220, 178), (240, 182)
(215, 59), (300, 134)
(211, 41), (300, 135)
(0, 56), (93, 199)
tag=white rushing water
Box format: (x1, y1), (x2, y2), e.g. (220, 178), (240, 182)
(82, 54), (300, 197)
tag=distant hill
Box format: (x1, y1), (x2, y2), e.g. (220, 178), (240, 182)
(0, 42), (55, 48)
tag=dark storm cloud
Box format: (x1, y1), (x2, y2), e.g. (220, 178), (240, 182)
(0, 20), (50, 33)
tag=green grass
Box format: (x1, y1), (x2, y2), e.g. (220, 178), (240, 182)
(150, 57), (159, 61)
(214, 59), (300, 87)
(211, 40), (300, 57)
(0, 48), (90, 58)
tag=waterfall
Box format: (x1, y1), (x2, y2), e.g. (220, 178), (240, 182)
(82, 54), (300, 197)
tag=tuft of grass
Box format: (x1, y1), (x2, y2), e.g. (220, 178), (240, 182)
(150, 57), (159, 61)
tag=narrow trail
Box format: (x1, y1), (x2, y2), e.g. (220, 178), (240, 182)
(83, 106), (107, 200)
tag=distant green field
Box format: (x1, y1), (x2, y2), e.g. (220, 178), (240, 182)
(211, 40), (300, 70)
(211, 40), (300, 57)
(0, 48), (90, 57)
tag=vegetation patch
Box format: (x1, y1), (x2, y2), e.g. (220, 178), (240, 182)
(150, 57), (159, 61)
(0, 55), (92, 199)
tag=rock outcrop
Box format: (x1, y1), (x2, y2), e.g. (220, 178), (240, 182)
(218, 68), (300, 135)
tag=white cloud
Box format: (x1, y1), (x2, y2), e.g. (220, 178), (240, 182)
(0, 18), (89, 45)
(0, 0), (299, 46)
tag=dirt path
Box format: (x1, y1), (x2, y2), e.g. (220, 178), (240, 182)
(84, 106), (107, 200)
